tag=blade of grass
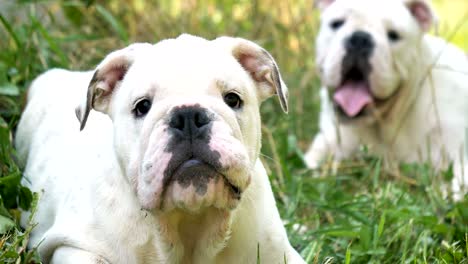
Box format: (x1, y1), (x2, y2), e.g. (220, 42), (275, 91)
(0, 13), (21, 49)
(95, 4), (129, 43)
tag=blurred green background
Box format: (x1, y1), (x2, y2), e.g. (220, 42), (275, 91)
(1, 0), (467, 148)
(0, 0), (467, 263)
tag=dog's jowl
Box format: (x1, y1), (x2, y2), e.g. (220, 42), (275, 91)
(15, 35), (305, 263)
(305, 0), (468, 198)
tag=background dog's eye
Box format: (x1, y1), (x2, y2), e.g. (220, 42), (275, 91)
(134, 99), (152, 117)
(387, 30), (401, 42)
(330, 19), (345, 30)
(224, 93), (242, 109)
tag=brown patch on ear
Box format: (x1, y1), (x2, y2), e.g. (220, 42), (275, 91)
(76, 42), (153, 131)
(231, 44), (288, 113)
(260, 49), (288, 113)
(78, 70), (98, 131)
(92, 65), (130, 112)
(99, 65), (128, 94)
(271, 64), (288, 113)
(79, 65), (128, 130)
(313, 0), (335, 11)
(405, 0), (436, 32)
(238, 54), (263, 82)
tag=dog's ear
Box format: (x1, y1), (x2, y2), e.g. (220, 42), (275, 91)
(76, 43), (152, 130)
(215, 37), (289, 113)
(404, 0), (437, 32)
(313, 0), (335, 11)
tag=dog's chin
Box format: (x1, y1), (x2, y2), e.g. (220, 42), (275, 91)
(160, 160), (242, 213)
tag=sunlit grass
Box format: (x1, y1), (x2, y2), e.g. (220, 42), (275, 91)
(433, 0), (468, 50)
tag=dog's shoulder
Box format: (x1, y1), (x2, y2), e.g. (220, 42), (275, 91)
(425, 35), (468, 69)
(27, 69), (92, 102)
(15, 69), (96, 166)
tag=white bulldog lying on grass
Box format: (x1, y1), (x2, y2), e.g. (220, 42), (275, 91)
(305, 0), (468, 198)
(15, 34), (305, 263)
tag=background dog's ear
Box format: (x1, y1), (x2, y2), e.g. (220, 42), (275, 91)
(215, 37), (289, 113)
(404, 0), (437, 32)
(313, 0), (335, 11)
(76, 43), (152, 130)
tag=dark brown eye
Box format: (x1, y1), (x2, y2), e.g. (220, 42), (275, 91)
(388, 30), (401, 42)
(223, 93), (242, 109)
(134, 99), (152, 117)
(330, 19), (346, 30)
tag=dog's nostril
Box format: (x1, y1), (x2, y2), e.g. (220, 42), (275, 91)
(170, 114), (185, 130)
(168, 106), (212, 135)
(194, 112), (210, 128)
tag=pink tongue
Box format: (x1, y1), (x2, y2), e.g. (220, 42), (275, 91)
(333, 82), (373, 117)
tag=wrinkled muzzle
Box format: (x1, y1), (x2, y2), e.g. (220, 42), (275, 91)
(133, 104), (251, 212)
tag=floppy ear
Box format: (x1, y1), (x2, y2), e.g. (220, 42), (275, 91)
(215, 37), (289, 113)
(76, 43), (152, 130)
(404, 0), (437, 32)
(313, 0), (335, 11)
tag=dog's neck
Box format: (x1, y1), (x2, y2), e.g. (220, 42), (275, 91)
(154, 207), (233, 263)
(147, 160), (269, 263)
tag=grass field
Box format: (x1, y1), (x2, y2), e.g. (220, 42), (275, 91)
(0, 1), (467, 263)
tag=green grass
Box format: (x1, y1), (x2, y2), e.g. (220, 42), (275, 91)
(0, 1), (467, 263)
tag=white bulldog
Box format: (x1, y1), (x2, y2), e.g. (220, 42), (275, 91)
(15, 34), (305, 263)
(305, 0), (468, 197)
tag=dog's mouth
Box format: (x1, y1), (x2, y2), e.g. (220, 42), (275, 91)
(158, 156), (243, 211)
(332, 66), (403, 121)
(170, 159), (242, 199)
(333, 67), (373, 119)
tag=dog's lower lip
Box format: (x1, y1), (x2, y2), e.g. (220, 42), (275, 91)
(172, 159), (215, 178)
(178, 159), (204, 170)
(172, 159), (242, 198)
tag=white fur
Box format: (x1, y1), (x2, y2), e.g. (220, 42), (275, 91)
(16, 35), (304, 263)
(305, 0), (468, 198)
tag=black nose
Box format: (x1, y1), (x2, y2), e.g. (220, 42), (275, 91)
(168, 106), (211, 140)
(345, 31), (374, 56)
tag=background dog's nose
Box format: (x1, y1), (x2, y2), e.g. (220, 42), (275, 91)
(169, 106), (211, 139)
(345, 31), (374, 55)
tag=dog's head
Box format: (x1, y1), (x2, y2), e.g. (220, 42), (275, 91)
(76, 35), (288, 213)
(315, 0), (436, 122)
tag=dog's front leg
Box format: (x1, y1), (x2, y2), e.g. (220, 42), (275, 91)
(451, 159), (468, 200)
(305, 126), (362, 169)
(50, 247), (109, 264)
(304, 132), (333, 168)
(305, 87), (362, 168)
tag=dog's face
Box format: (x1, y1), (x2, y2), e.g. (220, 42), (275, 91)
(76, 35), (288, 213)
(315, 0), (435, 122)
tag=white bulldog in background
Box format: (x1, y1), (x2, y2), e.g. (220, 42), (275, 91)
(305, 0), (468, 197)
(15, 34), (305, 263)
